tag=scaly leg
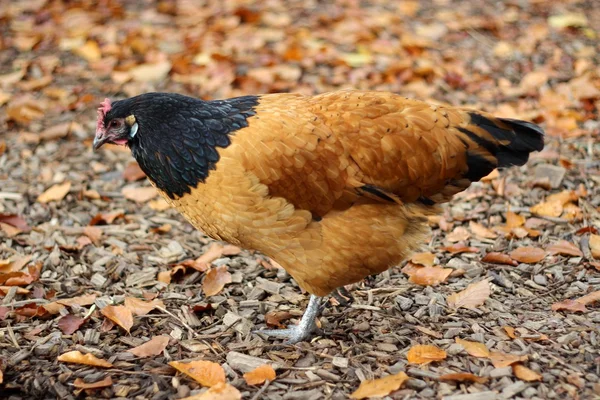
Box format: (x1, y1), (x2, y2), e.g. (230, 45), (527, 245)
(257, 295), (323, 344)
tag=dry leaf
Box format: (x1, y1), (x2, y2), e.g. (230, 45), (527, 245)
(203, 266), (232, 296)
(439, 373), (487, 384)
(73, 376), (113, 390)
(503, 326), (517, 339)
(123, 162), (146, 182)
(455, 338), (490, 357)
(482, 252), (518, 266)
(58, 314), (86, 335)
(509, 247), (546, 264)
(43, 294), (97, 314)
(57, 351), (113, 368)
(442, 243), (480, 254)
(410, 252), (435, 267)
(547, 240), (583, 257)
(469, 221), (498, 239)
(576, 290), (600, 305)
(37, 181), (71, 203)
(446, 226), (470, 242)
(406, 344), (447, 364)
(447, 280), (490, 309)
(89, 211), (125, 225)
(512, 364), (542, 382)
(122, 186), (158, 203)
(488, 351), (528, 368)
(124, 297), (165, 316)
(265, 310), (293, 328)
(101, 305), (133, 333)
(506, 211), (526, 229)
(408, 266), (452, 286)
(83, 226), (102, 244)
(551, 299), (587, 313)
(350, 372), (409, 399)
(74, 40), (101, 62)
(169, 360), (226, 387)
(590, 234), (600, 259)
(129, 61), (172, 82)
(180, 382), (241, 400)
(149, 198), (171, 211)
(128, 335), (170, 358)
(243, 364), (276, 385)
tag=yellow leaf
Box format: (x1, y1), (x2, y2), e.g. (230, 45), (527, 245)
(243, 364), (276, 385)
(37, 182), (71, 203)
(350, 372), (408, 399)
(169, 360), (226, 387)
(410, 252), (435, 267)
(57, 350), (113, 368)
(455, 338), (490, 358)
(407, 344), (446, 364)
(512, 364), (542, 381)
(590, 235), (600, 259)
(447, 280), (490, 310)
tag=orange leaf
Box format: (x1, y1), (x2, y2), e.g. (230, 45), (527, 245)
(124, 297), (165, 316)
(37, 182), (71, 203)
(576, 290), (600, 305)
(169, 360), (226, 387)
(481, 252), (518, 266)
(439, 372), (487, 384)
(447, 280), (490, 310)
(43, 294), (97, 314)
(179, 382), (241, 400)
(551, 299), (587, 312)
(446, 226), (470, 242)
(469, 221), (498, 239)
(406, 345), (447, 365)
(455, 338), (490, 357)
(83, 226), (103, 244)
(73, 376), (113, 390)
(243, 364), (276, 385)
(101, 305), (133, 333)
(128, 335), (170, 358)
(512, 364), (542, 382)
(350, 372), (409, 399)
(121, 186), (158, 203)
(506, 211), (526, 229)
(410, 252), (435, 267)
(157, 270), (173, 284)
(408, 266), (452, 286)
(57, 351), (113, 368)
(202, 266), (232, 296)
(509, 247), (546, 264)
(488, 351), (528, 368)
(590, 234), (600, 259)
(503, 326), (517, 339)
(123, 162), (146, 182)
(546, 240), (583, 257)
(442, 243), (479, 254)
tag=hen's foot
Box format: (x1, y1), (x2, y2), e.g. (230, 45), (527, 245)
(256, 295), (323, 344)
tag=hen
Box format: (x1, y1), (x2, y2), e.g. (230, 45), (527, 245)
(94, 90), (544, 343)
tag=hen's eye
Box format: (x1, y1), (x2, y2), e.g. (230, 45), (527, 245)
(110, 120), (121, 128)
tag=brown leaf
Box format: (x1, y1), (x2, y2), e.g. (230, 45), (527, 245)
(73, 40), (102, 62)
(576, 290), (600, 305)
(101, 305), (133, 333)
(547, 240), (583, 257)
(512, 364), (542, 382)
(509, 247), (546, 264)
(202, 266), (232, 296)
(590, 234), (600, 259)
(447, 280), (490, 310)
(503, 326), (517, 339)
(124, 297), (165, 316)
(58, 314), (86, 335)
(350, 372), (409, 399)
(37, 182), (71, 203)
(438, 373), (487, 384)
(179, 382), (241, 400)
(122, 186), (158, 203)
(469, 221), (498, 239)
(149, 198), (171, 211)
(551, 299), (587, 312)
(89, 211), (125, 225)
(14, 303), (48, 318)
(57, 351), (113, 368)
(43, 294), (97, 314)
(410, 252), (435, 267)
(408, 266), (452, 286)
(128, 335), (170, 358)
(406, 344), (447, 365)
(446, 226), (470, 242)
(150, 224), (172, 234)
(455, 338), (490, 357)
(265, 310), (293, 328)
(157, 270), (173, 284)
(0, 255), (32, 273)
(530, 190), (578, 217)
(488, 351), (528, 368)
(123, 162), (146, 182)
(129, 61), (172, 82)
(243, 364), (276, 385)
(505, 211), (526, 229)
(442, 243), (480, 254)
(73, 376), (113, 390)
(0, 214), (30, 232)
(6, 97), (44, 124)
(169, 360), (226, 387)
(39, 122), (72, 141)
(83, 226), (102, 244)
(482, 252), (518, 266)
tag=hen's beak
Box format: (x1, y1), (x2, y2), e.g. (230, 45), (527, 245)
(93, 134), (108, 150)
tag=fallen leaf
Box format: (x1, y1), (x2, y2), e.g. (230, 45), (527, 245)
(73, 376), (113, 390)
(149, 198), (171, 211)
(0, 214), (30, 232)
(58, 314), (86, 335)
(43, 294), (97, 314)
(180, 382), (241, 400)
(509, 247), (546, 264)
(506, 211), (526, 229)
(57, 351), (113, 368)
(551, 299), (587, 312)
(203, 266), (232, 296)
(350, 372), (409, 399)
(447, 280), (490, 310)
(101, 305), (133, 333)
(406, 344), (447, 364)
(83, 226), (103, 244)
(265, 310), (293, 328)
(243, 364), (276, 385)
(14, 303), (48, 318)
(89, 211), (125, 225)
(442, 243), (480, 254)
(446, 226), (470, 242)
(503, 326), (517, 339)
(548, 13), (588, 29)
(410, 252), (435, 267)
(74, 40), (101, 62)
(408, 266), (452, 286)
(169, 360), (226, 387)
(488, 351), (528, 368)
(129, 61), (172, 82)
(469, 221), (498, 239)
(128, 335), (170, 358)
(0, 306), (10, 320)
(150, 224), (171, 234)
(0, 255), (32, 273)
(39, 122), (72, 141)
(124, 297), (165, 316)
(590, 234), (600, 259)
(547, 240), (583, 257)
(37, 181), (71, 203)
(123, 162), (146, 182)
(530, 190), (578, 217)
(575, 290), (600, 306)
(481, 252), (518, 266)
(455, 338), (490, 357)
(157, 270), (172, 284)
(439, 373), (487, 384)
(122, 186), (158, 203)
(512, 364), (542, 382)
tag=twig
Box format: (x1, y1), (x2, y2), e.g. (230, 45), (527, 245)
(154, 306), (201, 339)
(250, 379), (271, 400)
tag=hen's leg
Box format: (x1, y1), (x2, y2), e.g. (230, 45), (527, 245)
(257, 295), (323, 344)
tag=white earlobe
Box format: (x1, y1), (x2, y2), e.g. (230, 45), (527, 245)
(129, 122), (138, 138)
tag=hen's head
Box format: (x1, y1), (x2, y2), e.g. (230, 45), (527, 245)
(93, 98), (139, 150)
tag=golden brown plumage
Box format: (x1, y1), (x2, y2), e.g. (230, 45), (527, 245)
(94, 89), (544, 341)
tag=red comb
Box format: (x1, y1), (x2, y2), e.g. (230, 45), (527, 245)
(96, 98), (112, 133)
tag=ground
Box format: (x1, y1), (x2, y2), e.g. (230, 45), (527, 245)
(1, 0), (599, 399)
